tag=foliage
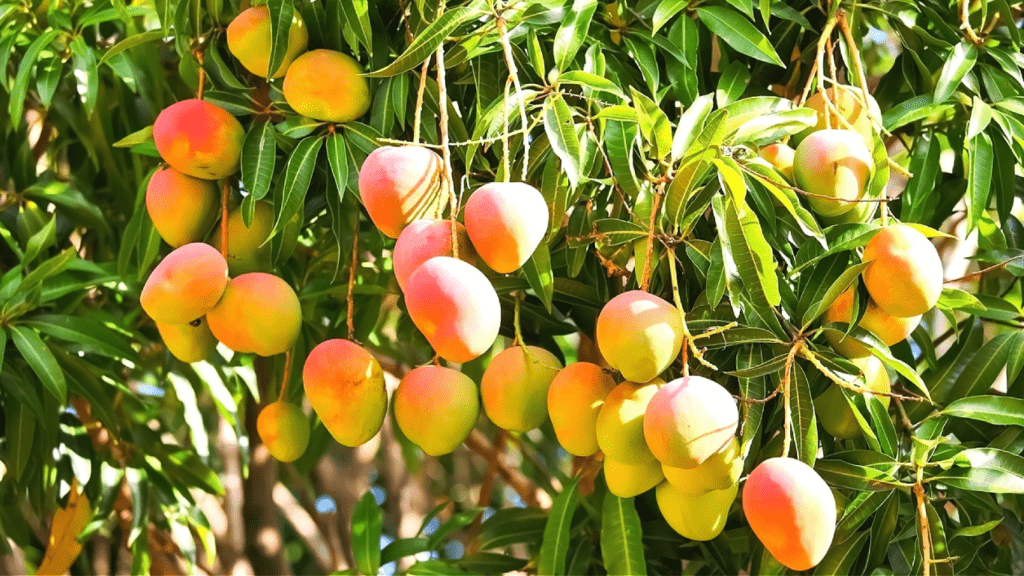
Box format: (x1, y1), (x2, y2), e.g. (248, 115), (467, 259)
(0, 0), (1023, 573)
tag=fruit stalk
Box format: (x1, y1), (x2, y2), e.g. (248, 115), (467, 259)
(195, 46), (206, 101)
(278, 349), (293, 402)
(780, 340), (803, 459)
(915, 477), (932, 576)
(639, 187), (663, 291)
(495, 14), (529, 180)
(434, 16), (459, 259)
(347, 225), (359, 339)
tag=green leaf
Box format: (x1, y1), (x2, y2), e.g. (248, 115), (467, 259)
(813, 531), (868, 576)
(367, 6), (475, 77)
(716, 61), (750, 107)
(545, 96), (582, 188)
(591, 219), (647, 246)
(934, 42), (978, 103)
(241, 121), (276, 204)
(326, 132), (350, 197)
(671, 93), (714, 162)
(523, 243), (554, 314)
(113, 126), (154, 148)
(939, 395), (1024, 427)
(928, 448), (1024, 493)
(600, 494), (646, 576)
(5, 395), (35, 482)
(98, 29), (165, 65)
(352, 491), (382, 576)
(10, 325), (66, 403)
(10, 30), (61, 123)
(788, 364), (817, 466)
(653, 0), (688, 34)
(70, 37), (99, 115)
(264, 0), (295, 77)
(883, 96), (954, 131)
(557, 71), (626, 99)
(802, 262), (871, 329)
(381, 538), (430, 564)
(553, 0), (598, 71)
(604, 119), (642, 199)
(35, 57), (62, 108)
(695, 6), (783, 67)
(271, 136), (323, 239)
(22, 315), (137, 360)
(666, 111), (727, 228)
(966, 132), (993, 233)
(537, 479), (579, 576)
(630, 88), (673, 159)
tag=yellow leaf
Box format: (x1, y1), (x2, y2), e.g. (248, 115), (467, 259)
(36, 479), (91, 576)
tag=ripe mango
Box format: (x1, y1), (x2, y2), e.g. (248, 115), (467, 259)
(257, 401), (310, 462)
(358, 145), (445, 238)
(303, 339), (387, 447)
(547, 362), (616, 456)
(596, 291), (683, 383)
(794, 129), (873, 217)
(596, 379), (663, 464)
(227, 6), (308, 78)
(798, 85), (881, 144)
(481, 346), (562, 432)
(210, 201), (300, 275)
(146, 166), (218, 248)
(823, 286), (921, 357)
(404, 257), (500, 363)
(205, 273), (301, 356)
(862, 224), (943, 318)
(644, 376), (739, 469)
(656, 480), (737, 541)
(464, 182), (549, 274)
(283, 50), (371, 123)
(605, 458), (664, 498)
(758, 143), (795, 182)
(156, 319), (218, 363)
(662, 437), (742, 494)
(743, 457), (836, 571)
(153, 99), (244, 180)
(141, 243), (229, 324)
(393, 219), (476, 290)
(394, 365), (479, 456)
(814, 355), (891, 439)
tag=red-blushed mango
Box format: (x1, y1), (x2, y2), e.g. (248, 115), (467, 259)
(359, 146), (445, 238)
(743, 457), (837, 571)
(862, 224), (944, 318)
(794, 129), (873, 217)
(303, 339), (387, 447)
(758, 143), (795, 182)
(394, 366), (479, 456)
(464, 182), (549, 274)
(663, 437), (742, 494)
(644, 376), (739, 468)
(605, 458), (664, 498)
(481, 346), (562, 432)
(227, 6), (308, 78)
(596, 379), (663, 464)
(146, 166), (218, 248)
(800, 85), (881, 144)
(547, 362), (616, 456)
(153, 99), (244, 180)
(141, 243), (228, 324)
(657, 480), (737, 541)
(156, 319), (218, 363)
(210, 201), (300, 275)
(283, 50), (371, 123)
(393, 219), (476, 290)
(822, 287), (921, 357)
(596, 291), (683, 383)
(206, 273), (301, 356)
(404, 257), (500, 363)
(256, 401), (310, 462)
(815, 355), (891, 439)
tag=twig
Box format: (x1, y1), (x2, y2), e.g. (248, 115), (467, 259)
(800, 348), (930, 403)
(915, 478), (932, 576)
(944, 254), (1024, 284)
(960, 0), (984, 45)
(495, 13), (529, 180)
(780, 341), (803, 459)
(277, 350), (293, 401)
(434, 13), (459, 260)
(347, 228), (359, 340)
(502, 77), (512, 181)
(639, 186), (663, 291)
(464, 430), (540, 508)
(195, 48), (206, 100)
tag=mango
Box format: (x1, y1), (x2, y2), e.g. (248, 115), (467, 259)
(596, 291), (683, 383)
(481, 346), (562, 432)
(404, 256), (500, 363)
(358, 145), (445, 238)
(393, 219), (476, 290)
(822, 286), (921, 357)
(817, 191), (878, 225)
(596, 379), (663, 464)
(156, 319), (218, 363)
(799, 85), (881, 144)
(605, 458), (664, 498)
(303, 339), (387, 447)
(256, 401), (310, 462)
(394, 366), (479, 456)
(146, 166), (218, 248)
(547, 362), (616, 456)
(283, 50), (371, 123)
(794, 129), (873, 217)
(656, 480), (737, 541)
(141, 243), (229, 324)
(464, 182), (549, 274)
(758, 143), (795, 182)
(227, 5), (308, 78)
(153, 99), (244, 180)
(743, 457), (836, 571)
(815, 355), (891, 439)
(210, 201), (299, 275)
(205, 273), (301, 356)
(663, 437), (742, 494)
(862, 224), (944, 317)
(644, 376), (739, 468)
